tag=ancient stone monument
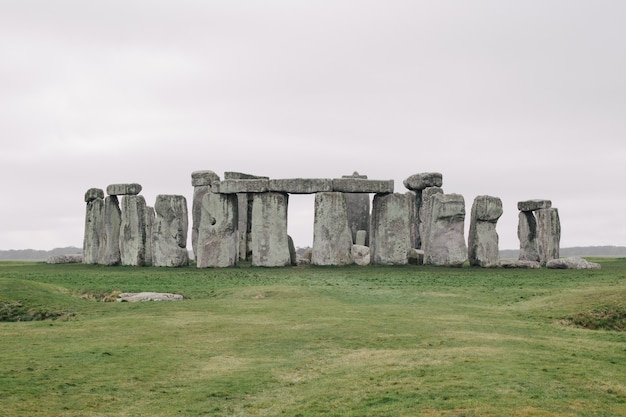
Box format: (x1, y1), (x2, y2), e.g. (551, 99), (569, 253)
(468, 195), (503, 267)
(517, 199), (560, 265)
(83, 188), (104, 264)
(404, 172), (443, 249)
(370, 192), (414, 265)
(342, 172), (371, 245)
(425, 193), (467, 266)
(152, 195), (189, 267)
(312, 192), (354, 266)
(120, 194), (148, 266)
(196, 192), (238, 268)
(191, 170), (220, 262)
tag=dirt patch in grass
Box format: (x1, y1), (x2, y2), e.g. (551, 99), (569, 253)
(563, 305), (626, 331)
(78, 289), (122, 302)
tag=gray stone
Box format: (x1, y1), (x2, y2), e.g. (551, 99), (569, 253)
(518, 211), (540, 262)
(500, 259), (541, 269)
(536, 208), (560, 265)
(236, 193), (253, 261)
(84, 188), (104, 203)
(152, 195), (189, 267)
(106, 183), (142, 196)
(47, 254), (83, 264)
(312, 192), (354, 266)
(352, 244), (370, 266)
(332, 178), (394, 193)
(355, 230), (367, 246)
(268, 178), (333, 194)
(419, 187), (444, 257)
(120, 195), (148, 266)
(213, 179), (269, 194)
(468, 196), (502, 267)
(344, 193), (370, 245)
(191, 170), (220, 187)
(342, 171), (368, 179)
(224, 172), (269, 180)
(191, 185), (212, 261)
(403, 172), (443, 191)
(288, 235), (297, 266)
(370, 192), (414, 265)
(117, 292), (184, 302)
(99, 195), (122, 266)
(144, 206), (155, 266)
(196, 193), (238, 268)
(83, 195), (104, 264)
(251, 192), (290, 267)
(302, 247), (313, 262)
(408, 248), (425, 265)
(426, 193), (467, 266)
(546, 257), (600, 270)
(517, 199), (551, 212)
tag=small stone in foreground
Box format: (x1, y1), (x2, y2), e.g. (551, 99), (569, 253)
(117, 292), (184, 302)
(546, 257), (601, 270)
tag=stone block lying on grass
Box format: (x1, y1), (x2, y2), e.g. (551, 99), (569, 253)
(117, 292), (184, 302)
(499, 260), (541, 269)
(546, 257), (601, 270)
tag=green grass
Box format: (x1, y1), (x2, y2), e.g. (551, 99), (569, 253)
(1, 259), (625, 416)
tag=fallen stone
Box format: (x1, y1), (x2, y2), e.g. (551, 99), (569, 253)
(117, 292), (184, 302)
(546, 257), (601, 270)
(191, 170), (220, 187)
(517, 199), (551, 212)
(332, 178), (394, 193)
(196, 192), (238, 268)
(213, 179), (269, 194)
(47, 254), (83, 264)
(312, 192), (354, 266)
(84, 188), (104, 203)
(268, 178), (333, 194)
(152, 195), (189, 267)
(352, 244), (370, 266)
(403, 172), (443, 191)
(500, 260), (541, 269)
(106, 183), (142, 196)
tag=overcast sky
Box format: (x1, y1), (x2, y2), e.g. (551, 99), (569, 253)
(1, 0), (625, 252)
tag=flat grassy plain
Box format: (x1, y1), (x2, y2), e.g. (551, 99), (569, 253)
(1, 259), (625, 416)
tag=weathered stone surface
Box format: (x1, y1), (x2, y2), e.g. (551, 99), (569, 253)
(191, 185), (212, 261)
(144, 206), (155, 266)
(120, 195), (148, 266)
(302, 247), (313, 262)
(99, 195), (122, 266)
(403, 172), (443, 191)
(312, 192), (354, 266)
(419, 187), (444, 256)
(47, 254), (83, 264)
(536, 208), (560, 265)
(344, 193), (370, 245)
(288, 235), (297, 266)
(251, 192), (290, 267)
(332, 178), (394, 193)
(213, 179), (269, 194)
(468, 195), (502, 267)
(83, 196), (104, 264)
(152, 195), (189, 267)
(191, 170), (220, 187)
(236, 193), (253, 262)
(355, 230), (367, 246)
(224, 172), (268, 180)
(546, 257), (600, 270)
(117, 292), (184, 302)
(268, 178), (333, 194)
(500, 259), (541, 269)
(196, 193), (238, 268)
(84, 188), (104, 203)
(408, 248), (425, 265)
(517, 199), (551, 212)
(518, 211), (539, 262)
(352, 244), (370, 266)
(106, 183), (142, 196)
(370, 192), (414, 265)
(426, 193), (467, 266)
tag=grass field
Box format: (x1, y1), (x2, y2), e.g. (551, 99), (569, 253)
(1, 259), (625, 416)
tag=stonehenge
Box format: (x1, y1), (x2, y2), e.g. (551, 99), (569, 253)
(83, 171), (563, 269)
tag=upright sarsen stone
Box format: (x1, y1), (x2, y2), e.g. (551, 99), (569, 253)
(419, 186), (444, 257)
(518, 211), (539, 262)
(370, 192), (414, 265)
(250, 192), (290, 267)
(536, 208), (560, 265)
(468, 195), (503, 267)
(152, 195), (189, 267)
(120, 195), (148, 266)
(196, 193), (238, 268)
(191, 170), (220, 261)
(83, 189), (104, 264)
(100, 195), (121, 265)
(312, 192), (354, 266)
(144, 206), (155, 266)
(426, 193), (467, 266)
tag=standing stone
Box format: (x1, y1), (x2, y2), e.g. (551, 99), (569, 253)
(536, 208), (560, 265)
(144, 206), (155, 266)
(468, 195), (503, 267)
(83, 189), (104, 264)
(370, 192), (414, 265)
(120, 195), (148, 266)
(518, 211), (539, 262)
(152, 195), (189, 267)
(342, 172), (371, 245)
(426, 193), (467, 266)
(419, 186), (444, 257)
(312, 192), (354, 266)
(99, 195), (122, 266)
(288, 235), (297, 266)
(191, 170), (220, 261)
(403, 173), (444, 250)
(196, 193), (238, 268)
(250, 192), (290, 267)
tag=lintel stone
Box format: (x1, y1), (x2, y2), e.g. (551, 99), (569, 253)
(107, 183), (142, 196)
(224, 172), (269, 180)
(332, 178), (394, 193)
(268, 178), (332, 194)
(517, 199), (552, 212)
(403, 172), (443, 191)
(213, 179), (269, 194)
(191, 170), (220, 187)
(84, 188), (104, 202)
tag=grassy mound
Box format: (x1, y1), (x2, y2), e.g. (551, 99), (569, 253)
(0, 278), (77, 321)
(565, 305), (626, 331)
